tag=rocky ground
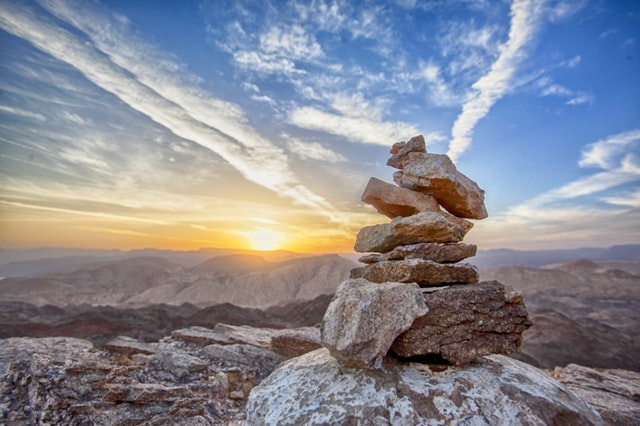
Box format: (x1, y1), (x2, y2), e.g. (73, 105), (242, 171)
(0, 324), (321, 425)
(1, 324), (638, 425)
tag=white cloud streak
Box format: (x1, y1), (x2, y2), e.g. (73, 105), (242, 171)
(289, 106), (419, 146)
(0, 0), (336, 216)
(282, 134), (347, 163)
(478, 129), (640, 248)
(447, 0), (546, 162)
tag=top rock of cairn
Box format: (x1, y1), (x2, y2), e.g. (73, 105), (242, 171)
(321, 135), (531, 369)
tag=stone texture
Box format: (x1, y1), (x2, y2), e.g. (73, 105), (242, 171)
(551, 364), (640, 426)
(270, 328), (321, 359)
(393, 152), (488, 219)
(320, 278), (427, 369)
(354, 212), (471, 253)
(0, 336), (253, 425)
(244, 348), (605, 426)
(359, 242), (477, 264)
(387, 135), (426, 169)
(171, 326), (236, 346)
(103, 335), (157, 355)
(351, 259), (479, 286)
(391, 281), (532, 364)
(203, 344), (284, 382)
(361, 177), (440, 218)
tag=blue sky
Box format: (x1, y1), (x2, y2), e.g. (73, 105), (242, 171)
(0, 0), (638, 252)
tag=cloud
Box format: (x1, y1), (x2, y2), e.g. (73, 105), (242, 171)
(477, 129), (640, 248)
(289, 106), (419, 146)
(283, 134), (347, 163)
(0, 104), (46, 121)
(447, 0), (546, 162)
(260, 24), (323, 59)
(0, 0), (335, 216)
(579, 129), (640, 169)
(537, 77), (594, 106)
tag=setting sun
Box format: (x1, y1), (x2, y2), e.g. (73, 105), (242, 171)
(246, 229), (283, 251)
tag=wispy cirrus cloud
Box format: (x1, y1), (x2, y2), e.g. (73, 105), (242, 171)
(473, 129), (640, 248)
(447, 0), (547, 162)
(0, 0), (335, 217)
(289, 106), (418, 146)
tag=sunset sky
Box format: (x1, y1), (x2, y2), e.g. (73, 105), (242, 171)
(1, 0), (639, 253)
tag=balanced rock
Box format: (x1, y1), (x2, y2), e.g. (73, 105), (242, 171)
(354, 212), (471, 253)
(359, 242), (477, 264)
(350, 259), (479, 286)
(361, 177), (440, 218)
(244, 348), (604, 426)
(391, 281), (532, 365)
(387, 135), (426, 169)
(320, 278), (427, 369)
(393, 152), (488, 219)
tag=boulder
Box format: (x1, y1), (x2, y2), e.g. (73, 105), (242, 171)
(552, 364), (640, 426)
(361, 177), (440, 218)
(351, 259), (479, 286)
(391, 281), (532, 364)
(320, 279), (427, 369)
(393, 152), (488, 219)
(244, 348), (605, 426)
(354, 212), (470, 253)
(387, 135), (426, 169)
(359, 242), (477, 264)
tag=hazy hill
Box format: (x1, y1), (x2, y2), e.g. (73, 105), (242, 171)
(0, 253), (356, 309)
(471, 244), (640, 269)
(481, 259), (640, 370)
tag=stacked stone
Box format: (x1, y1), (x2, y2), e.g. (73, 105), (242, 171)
(321, 135), (532, 369)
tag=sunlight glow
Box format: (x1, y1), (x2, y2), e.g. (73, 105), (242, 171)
(246, 229), (283, 251)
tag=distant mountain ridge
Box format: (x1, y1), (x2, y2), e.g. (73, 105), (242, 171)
(0, 253), (356, 309)
(471, 244), (640, 269)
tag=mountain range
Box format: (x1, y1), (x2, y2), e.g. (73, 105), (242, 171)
(0, 253), (354, 308)
(0, 246), (638, 371)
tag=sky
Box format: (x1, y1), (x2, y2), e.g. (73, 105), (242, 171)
(0, 0), (639, 253)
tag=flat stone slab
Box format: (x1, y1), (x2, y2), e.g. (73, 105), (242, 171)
(321, 278), (427, 369)
(359, 242), (477, 264)
(103, 336), (157, 356)
(391, 281), (533, 365)
(350, 259), (479, 286)
(393, 152), (488, 219)
(361, 177), (440, 218)
(354, 212), (470, 253)
(171, 326), (236, 346)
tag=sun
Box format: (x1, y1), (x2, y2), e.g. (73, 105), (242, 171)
(246, 229), (283, 251)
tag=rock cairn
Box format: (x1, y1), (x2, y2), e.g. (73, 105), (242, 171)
(321, 135), (532, 368)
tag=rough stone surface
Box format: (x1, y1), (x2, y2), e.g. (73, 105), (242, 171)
(351, 259), (479, 286)
(320, 279), (427, 369)
(171, 326), (236, 346)
(394, 152), (488, 219)
(392, 281), (533, 364)
(0, 336), (253, 425)
(103, 335), (157, 355)
(387, 135), (426, 169)
(0, 324), (328, 425)
(270, 328), (321, 359)
(354, 212), (470, 253)
(361, 177), (440, 218)
(552, 364), (640, 426)
(359, 242), (477, 264)
(244, 348), (604, 426)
